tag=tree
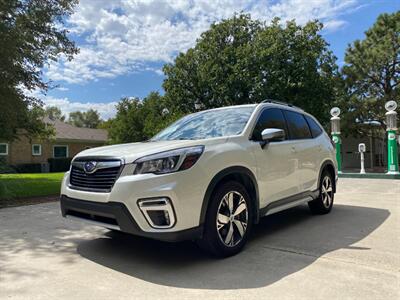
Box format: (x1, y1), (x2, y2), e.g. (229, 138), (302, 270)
(254, 19), (340, 124)
(97, 119), (113, 131)
(46, 106), (65, 121)
(341, 11), (400, 134)
(0, 0), (78, 141)
(163, 14), (340, 125)
(83, 109), (102, 128)
(141, 92), (183, 138)
(107, 98), (146, 143)
(68, 109), (102, 128)
(108, 93), (182, 143)
(68, 111), (84, 127)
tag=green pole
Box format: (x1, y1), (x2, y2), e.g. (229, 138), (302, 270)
(387, 130), (399, 174)
(332, 133), (342, 173)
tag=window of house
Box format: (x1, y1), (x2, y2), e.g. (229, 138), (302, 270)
(283, 110), (312, 140)
(32, 144), (42, 156)
(53, 145), (68, 158)
(251, 108), (287, 141)
(0, 143), (8, 155)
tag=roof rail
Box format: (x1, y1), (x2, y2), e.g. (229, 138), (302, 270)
(260, 99), (303, 111)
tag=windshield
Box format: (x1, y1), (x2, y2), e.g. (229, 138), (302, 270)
(151, 106), (255, 141)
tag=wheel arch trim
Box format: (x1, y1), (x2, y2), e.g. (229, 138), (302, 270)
(318, 159), (337, 193)
(199, 166), (260, 227)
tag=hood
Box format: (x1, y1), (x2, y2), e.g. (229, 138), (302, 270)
(74, 138), (226, 163)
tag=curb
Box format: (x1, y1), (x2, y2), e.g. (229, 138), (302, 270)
(338, 173), (400, 180)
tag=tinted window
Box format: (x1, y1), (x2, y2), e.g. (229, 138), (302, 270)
(305, 115), (323, 138)
(252, 108), (287, 141)
(283, 111), (312, 139)
(152, 106), (255, 141)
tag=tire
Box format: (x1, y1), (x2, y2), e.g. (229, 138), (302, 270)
(308, 170), (334, 214)
(197, 181), (253, 258)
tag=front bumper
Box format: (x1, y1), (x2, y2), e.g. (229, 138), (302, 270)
(60, 195), (203, 242)
(61, 161), (209, 233)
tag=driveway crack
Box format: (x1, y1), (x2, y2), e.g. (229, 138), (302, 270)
(259, 245), (398, 274)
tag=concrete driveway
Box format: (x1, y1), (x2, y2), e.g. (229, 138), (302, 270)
(0, 178), (399, 300)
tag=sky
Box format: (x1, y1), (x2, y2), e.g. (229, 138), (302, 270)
(36, 0), (400, 119)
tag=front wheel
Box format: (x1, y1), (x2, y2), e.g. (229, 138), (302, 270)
(308, 170), (334, 214)
(197, 181), (253, 257)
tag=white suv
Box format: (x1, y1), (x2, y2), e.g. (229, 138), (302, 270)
(60, 101), (338, 257)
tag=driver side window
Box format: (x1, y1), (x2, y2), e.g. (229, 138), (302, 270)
(252, 108), (287, 141)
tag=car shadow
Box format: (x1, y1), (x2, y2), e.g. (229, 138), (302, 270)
(77, 204), (389, 290)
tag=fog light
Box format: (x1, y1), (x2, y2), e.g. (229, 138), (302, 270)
(137, 198), (176, 229)
(164, 210), (170, 224)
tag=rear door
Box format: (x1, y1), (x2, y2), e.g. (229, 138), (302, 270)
(283, 110), (319, 193)
(250, 108), (300, 205)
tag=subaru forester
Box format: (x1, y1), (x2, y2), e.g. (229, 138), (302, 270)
(60, 101), (338, 257)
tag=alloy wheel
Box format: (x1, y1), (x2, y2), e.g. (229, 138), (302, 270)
(216, 191), (248, 247)
(321, 176), (333, 208)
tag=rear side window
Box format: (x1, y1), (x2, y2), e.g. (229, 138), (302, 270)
(252, 108), (287, 141)
(283, 110), (312, 140)
(305, 115), (323, 138)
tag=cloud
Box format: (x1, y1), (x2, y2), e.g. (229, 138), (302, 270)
(47, 0), (361, 84)
(55, 86), (69, 91)
(43, 96), (118, 120)
(24, 88), (118, 119)
(324, 19), (348, 32)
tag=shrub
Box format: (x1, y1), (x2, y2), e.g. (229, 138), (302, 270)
(12, 163), (42, 173)
(0, 157), (15, 174)
(48, 158), (72, 172)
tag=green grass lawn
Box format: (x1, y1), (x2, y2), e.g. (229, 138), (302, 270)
(0, 173), (65, 200)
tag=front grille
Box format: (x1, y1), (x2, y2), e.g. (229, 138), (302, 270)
(69, 159), (122, 192)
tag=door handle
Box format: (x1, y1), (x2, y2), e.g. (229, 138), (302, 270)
(291, 146), (296, 153)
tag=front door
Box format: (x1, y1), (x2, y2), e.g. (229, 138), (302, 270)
(282, 110), (319, 193)
(250, 108), (300, 208)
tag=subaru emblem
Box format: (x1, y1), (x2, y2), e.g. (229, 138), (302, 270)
(84, 161), (97, 173)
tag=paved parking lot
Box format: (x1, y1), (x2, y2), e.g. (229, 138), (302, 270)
(0, 178), (399, 300)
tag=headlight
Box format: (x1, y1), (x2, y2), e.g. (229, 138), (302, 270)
(134, 146), (204, 175)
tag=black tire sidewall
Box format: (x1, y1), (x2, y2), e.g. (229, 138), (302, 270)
(309, 170), (334, 214)
(202, 181), (253, 257)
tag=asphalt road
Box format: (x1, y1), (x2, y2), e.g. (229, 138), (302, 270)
(0, 178), (399, 300)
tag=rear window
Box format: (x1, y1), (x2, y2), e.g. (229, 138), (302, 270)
(283, 111), (312, 140)
(305, 115), (323, 138)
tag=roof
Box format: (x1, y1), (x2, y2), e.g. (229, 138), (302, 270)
(46, 118), (108, 142)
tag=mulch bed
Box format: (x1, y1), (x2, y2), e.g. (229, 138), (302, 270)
(0, 195), (59, 209)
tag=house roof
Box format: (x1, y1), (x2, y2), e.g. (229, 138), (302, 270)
(46, 119), (108, 142)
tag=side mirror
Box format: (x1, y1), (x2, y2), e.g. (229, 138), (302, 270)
(261, 128), (285, 148)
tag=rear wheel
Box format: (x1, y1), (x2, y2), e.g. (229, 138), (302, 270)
(197, 181), (253, 257)
(308, 170), (334, 214)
